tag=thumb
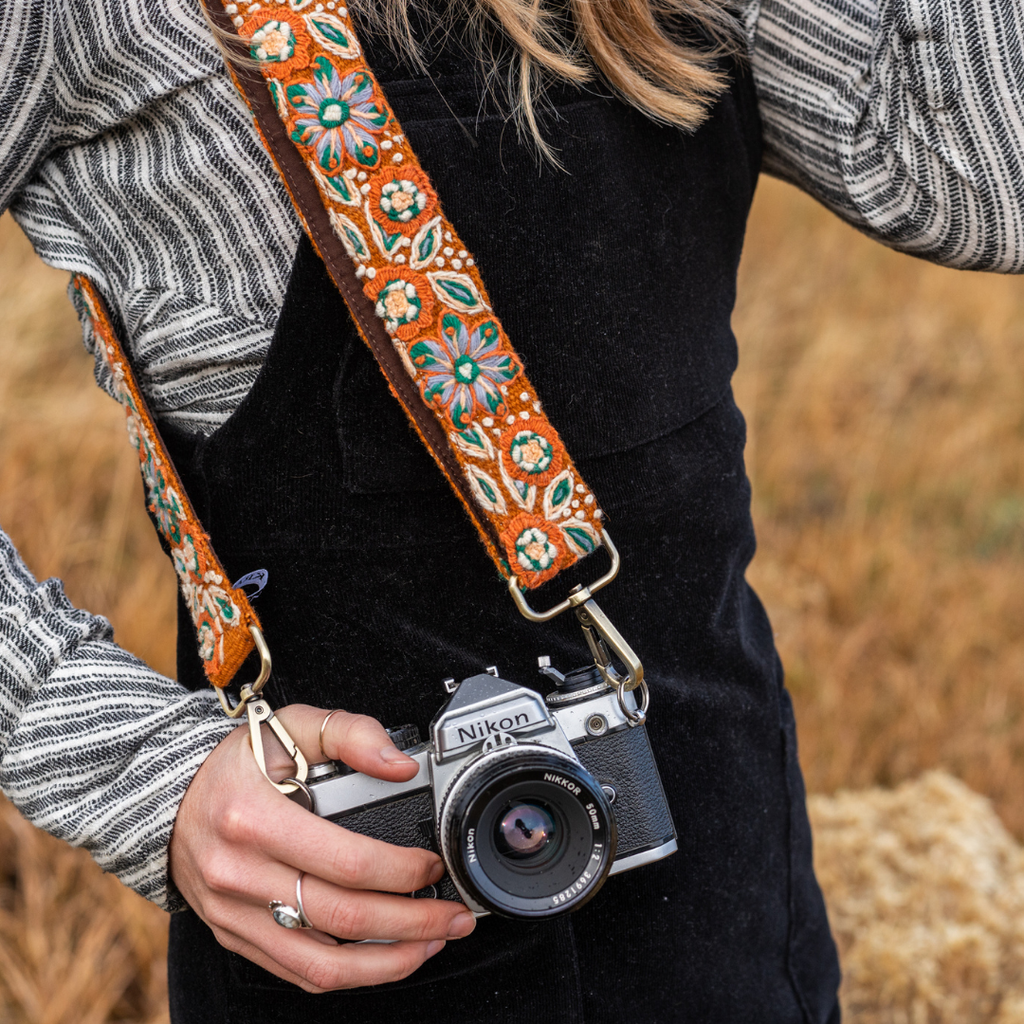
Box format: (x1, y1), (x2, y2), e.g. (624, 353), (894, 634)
(273, 704), (421, 782)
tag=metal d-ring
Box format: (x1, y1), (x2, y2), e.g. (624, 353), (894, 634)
(508, 531), (645, 694)
(508, 532), (621, 623)
(215, 625), (272, 719)
(617, 679), (649, 727)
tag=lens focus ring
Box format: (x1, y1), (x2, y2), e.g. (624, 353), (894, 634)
(439, 745), (616, 919)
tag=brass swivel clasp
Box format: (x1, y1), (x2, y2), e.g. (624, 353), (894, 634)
(508, 532), (648, 725)
(214, 625), (309, 795)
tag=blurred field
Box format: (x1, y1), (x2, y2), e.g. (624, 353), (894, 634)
(1, 174), (1024, 1020)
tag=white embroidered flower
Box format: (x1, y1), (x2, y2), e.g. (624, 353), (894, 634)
(250, 20), (296, 62)
(379, 179), (427, 223)
(515, 526), (557, 572)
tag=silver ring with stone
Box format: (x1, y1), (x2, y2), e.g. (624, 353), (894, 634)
(269, 872), (312, 930)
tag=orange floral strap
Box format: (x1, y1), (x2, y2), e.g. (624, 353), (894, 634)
(207, 0), (606, 590)
(72, 276), (262, 689)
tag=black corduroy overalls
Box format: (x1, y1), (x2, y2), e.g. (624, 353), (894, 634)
(162, 29), (842, 1024)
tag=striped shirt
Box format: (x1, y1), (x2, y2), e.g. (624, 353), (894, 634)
(0, 0), (1021, 910)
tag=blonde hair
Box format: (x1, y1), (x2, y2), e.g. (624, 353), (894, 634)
(351, 0), (740, 163)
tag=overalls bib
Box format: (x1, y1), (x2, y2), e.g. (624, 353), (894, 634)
(162, 28), (841, 1023)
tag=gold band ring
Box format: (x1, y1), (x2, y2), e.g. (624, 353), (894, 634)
(318, 709), (346, 760)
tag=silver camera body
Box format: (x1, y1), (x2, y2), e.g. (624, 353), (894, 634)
(295, 664), (677, 918)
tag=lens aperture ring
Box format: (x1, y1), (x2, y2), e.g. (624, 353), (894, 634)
(439, 746), (616, 918)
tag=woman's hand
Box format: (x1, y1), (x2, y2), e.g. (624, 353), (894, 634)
(168, 704), (476, 992)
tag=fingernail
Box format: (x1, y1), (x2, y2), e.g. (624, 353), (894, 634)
(447, 913), (475, 939)
(426, 939), (446, 958)
(428, 859), (445, 885)
(380, 745), (415, 764)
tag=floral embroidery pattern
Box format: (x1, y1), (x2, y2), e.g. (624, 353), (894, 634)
(239, 9), (310, 75)
(500, 514), (569, 587)
(501, 417), (564, 486)
(287, 58), (387, 171)
(250, 19), (296, 62)
(411, 315), (520, 429)
(219, 0), (606, 588)
(368, 169), (436, 233)
(71, 275), (260, 687)
(366, 268), (433, 340)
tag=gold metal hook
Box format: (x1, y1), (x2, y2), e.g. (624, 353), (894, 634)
(246, 697), (309, 796)
(211, 626), (308, 793)
(507, 532), (643, 693)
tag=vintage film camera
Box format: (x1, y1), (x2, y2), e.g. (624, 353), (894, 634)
(290, 660), (678, 918)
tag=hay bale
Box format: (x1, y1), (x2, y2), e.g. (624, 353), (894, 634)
(810, 771), (1024, 1022)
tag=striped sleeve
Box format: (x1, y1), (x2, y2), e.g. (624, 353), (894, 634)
(748, 0), (1024, 272)
(0, 0), (55, 213)
(0, 529), (237, 910)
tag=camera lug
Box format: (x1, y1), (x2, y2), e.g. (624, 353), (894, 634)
(443, 677), (458, 694)
(537, 656), (566, 685)
(484, 666), (500, 676)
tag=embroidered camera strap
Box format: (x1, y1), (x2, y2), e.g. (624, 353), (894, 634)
(70, 276), (263, 691)
(203, 0), (608, 594)
(67, 5), (641, 743)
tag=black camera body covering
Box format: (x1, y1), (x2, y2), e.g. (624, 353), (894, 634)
(295, 665), (677, 918)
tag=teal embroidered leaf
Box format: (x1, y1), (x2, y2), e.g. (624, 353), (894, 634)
(442, 279), (474, 306)
(341, 224), (366, 257)
(543, 469), (574, 519)
(369, 216), (404, 257)
(328, 211), (370, 261)
(410, 218), (442, 269)
(418, 228), (437, 261)
(450, 424), (495, 461)
(316, 169), (359, 206)
(465, 465), (507, 514)
(428, 271), (488, 313)
(562, 525), (598, 555)
(551, 477), (572, 508)
(306, 15), (358, 55)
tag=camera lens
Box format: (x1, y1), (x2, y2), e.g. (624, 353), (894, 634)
(495, 802), (558, 862)
(439, 746), (616, 919)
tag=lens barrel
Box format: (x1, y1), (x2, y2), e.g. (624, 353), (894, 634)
(439, 746), (616, 918)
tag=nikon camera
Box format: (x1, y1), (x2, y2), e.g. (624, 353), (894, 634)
(290, 661), (678, 918)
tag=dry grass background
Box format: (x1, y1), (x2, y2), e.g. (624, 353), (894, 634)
(1, 174), (1024, 1020)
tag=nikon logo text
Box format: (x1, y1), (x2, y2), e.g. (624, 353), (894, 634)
(437, 693), (550, 756)
(455, 712), (531, 745)
(544, 773), (582, 796)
